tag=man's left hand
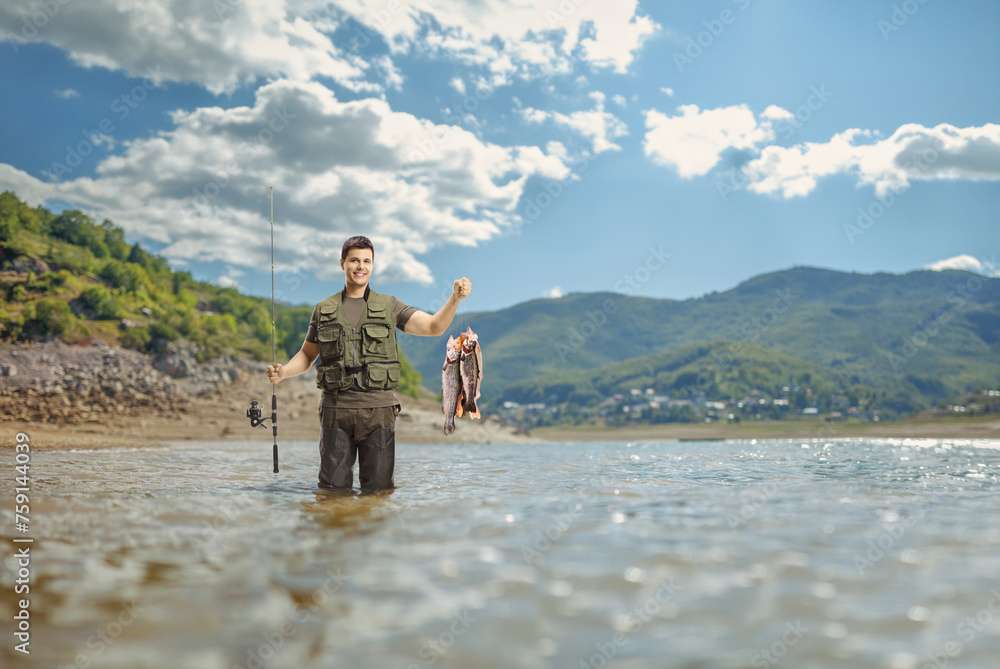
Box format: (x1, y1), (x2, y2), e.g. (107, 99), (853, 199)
(452, 276), (472, 300)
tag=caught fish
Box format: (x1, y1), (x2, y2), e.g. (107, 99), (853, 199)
(456, 327), (483, 420)
(441, 335), (463, 434)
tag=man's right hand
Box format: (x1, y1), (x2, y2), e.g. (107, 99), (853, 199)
(266, 363), (285, 384)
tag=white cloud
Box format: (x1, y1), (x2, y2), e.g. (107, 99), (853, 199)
(87, 133), (116, 150)
(520, 91), (628, 154)
(216, 267), (244, 289)
(760, 105), (794, 122)
(926, 254), (999, 276)
(545, 286), (564, 298)
(334, 0), (659, 87)
(611, 94), (627, 108)
(53, 87), (79, 99)
(0, 79), (571, 285)
(449, 77), (466, 95)
(744, 122), (1000, 198)
(643, 103), (792, 178)
(0, 2), (380, 95)
(659, 86), (674, 97)
(2, 3), (659, 97)
(0, 164), (53, 205)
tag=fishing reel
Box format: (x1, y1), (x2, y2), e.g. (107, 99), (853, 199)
(246, 399), (271, 428)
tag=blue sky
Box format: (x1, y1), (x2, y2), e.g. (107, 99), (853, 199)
(1, 1), (998, 313)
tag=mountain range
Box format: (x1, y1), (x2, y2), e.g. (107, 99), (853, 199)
(399, 265), (1000, 417)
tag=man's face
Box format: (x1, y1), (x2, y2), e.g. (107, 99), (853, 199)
(341, 248), (373, 287)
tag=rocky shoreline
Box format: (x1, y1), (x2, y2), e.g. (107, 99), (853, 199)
(0, 340), (256, 425)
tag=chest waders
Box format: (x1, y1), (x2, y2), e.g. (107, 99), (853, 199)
(313, 287), (402, 396)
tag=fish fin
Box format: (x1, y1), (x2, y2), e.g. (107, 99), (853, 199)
(454, 392), (465, 418)
(474, 345), (484, 400)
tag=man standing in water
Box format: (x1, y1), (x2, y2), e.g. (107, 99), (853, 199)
(266, 235), (472, 492)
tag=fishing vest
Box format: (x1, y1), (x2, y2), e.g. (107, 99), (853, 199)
(313, 286), (401, 393)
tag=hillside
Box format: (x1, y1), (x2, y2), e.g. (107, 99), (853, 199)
(402, 266), (1000, 420)
(0, 191), (423, 396)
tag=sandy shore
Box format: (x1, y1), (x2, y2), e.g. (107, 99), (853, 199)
(533, 414), (1000, 442)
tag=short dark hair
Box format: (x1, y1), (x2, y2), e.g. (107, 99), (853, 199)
(341, 235), (374, 263)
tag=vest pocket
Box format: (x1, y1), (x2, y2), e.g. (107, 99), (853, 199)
(365, 362), (400, 389)
(317, 323), (344, 358)
(366, 363), (388, 389)
(362, 323), (391, 358)
(317, 324), (337, 342)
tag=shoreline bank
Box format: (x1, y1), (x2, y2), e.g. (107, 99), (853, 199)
(5, 411), (997, 451)
(532, 415), (1000, 442)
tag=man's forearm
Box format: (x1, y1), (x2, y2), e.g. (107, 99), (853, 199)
(429, 295), (460, 336)
(281, 350), (314, 377)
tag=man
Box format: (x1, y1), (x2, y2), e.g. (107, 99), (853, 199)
(265, 235), (471, 493)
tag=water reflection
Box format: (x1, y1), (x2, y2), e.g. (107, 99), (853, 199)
(302, 487), (394, 532)
(2, 438), (998, 669)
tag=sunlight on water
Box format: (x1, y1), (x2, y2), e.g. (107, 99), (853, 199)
(3, 438), (999, 668)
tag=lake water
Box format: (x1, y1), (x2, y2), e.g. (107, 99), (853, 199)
(4, 437), (1000, 669)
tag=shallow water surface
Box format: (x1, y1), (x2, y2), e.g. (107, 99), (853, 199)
(4, 437), (1000, 668)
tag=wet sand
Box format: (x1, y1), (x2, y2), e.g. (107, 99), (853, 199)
(534, 414), (1000, 442)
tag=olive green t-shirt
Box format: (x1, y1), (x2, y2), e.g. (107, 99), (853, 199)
(306, 292), (417, 408)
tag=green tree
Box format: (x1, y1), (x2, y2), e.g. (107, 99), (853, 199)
(398, 352), (423, 398)
(51, 210), (109, 257)
(99, 260), (146, 292)
(22, 298), (74, 340)
(0, 214), (17, 241)
(79, 286), (121, 319)
(101, 219), (130, 260)
(121, 326), (151, 351)
(127, 242), (152, 267)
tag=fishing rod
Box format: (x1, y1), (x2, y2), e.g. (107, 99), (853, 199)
(246, 186), (279, 473)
